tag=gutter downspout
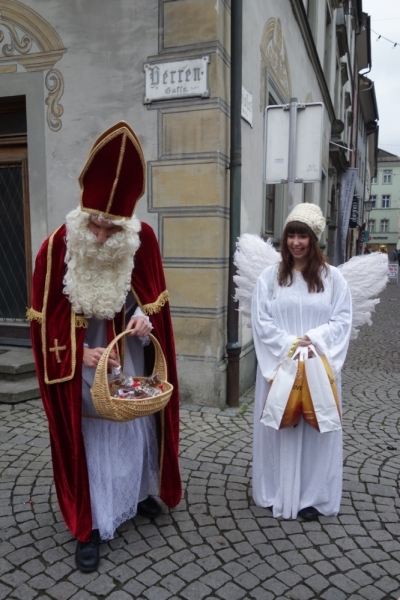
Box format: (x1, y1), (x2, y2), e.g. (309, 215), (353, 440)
(226, 0), (242, 408)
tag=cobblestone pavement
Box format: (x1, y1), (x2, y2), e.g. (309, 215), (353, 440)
(1, 282), (400, 600)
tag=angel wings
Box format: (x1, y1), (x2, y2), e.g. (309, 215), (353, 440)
(233, 234), (389, 339)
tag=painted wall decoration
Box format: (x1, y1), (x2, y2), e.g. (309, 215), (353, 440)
(0, 0), (67, 131)
(260, 17), (292, 110)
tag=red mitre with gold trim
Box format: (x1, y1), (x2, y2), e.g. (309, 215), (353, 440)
(78, 121), (146, 220)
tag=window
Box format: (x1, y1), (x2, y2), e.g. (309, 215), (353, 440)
(323, 4), (332, 85)
(371, 175), (377, 184)
(369, 220), (376, 233)
(380, 219), (389, 233)
(383, 169), (392, 184)
(382, 195), (390, 209)
(264, 184), (275, 234)
(262, 86), (284, 238)
(370, 195), (377, 208)
(0, 97), (31, 323)
(307, 0), (317, 40)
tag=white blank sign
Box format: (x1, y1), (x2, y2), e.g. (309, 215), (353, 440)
(264, 102), (324, 184)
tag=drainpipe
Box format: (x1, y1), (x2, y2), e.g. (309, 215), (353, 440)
(226, 0), (243, 407)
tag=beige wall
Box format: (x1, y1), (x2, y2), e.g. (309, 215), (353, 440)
(149, 0), (234, 405)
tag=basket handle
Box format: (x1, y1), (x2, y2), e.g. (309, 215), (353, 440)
(95, 331), (167, 383)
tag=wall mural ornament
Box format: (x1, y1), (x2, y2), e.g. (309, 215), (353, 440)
(45, 69), (64, 132)
(0, 0), (67, 132)
(260, 18), (292, 111)
(0, 21), (32, 56)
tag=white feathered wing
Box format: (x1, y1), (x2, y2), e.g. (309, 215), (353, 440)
(233, 234), (389, 337)
(337, 252), (389, 339)
(233, 234), (280, 323)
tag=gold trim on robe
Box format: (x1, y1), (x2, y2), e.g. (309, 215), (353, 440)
(131, 287), (170, 316)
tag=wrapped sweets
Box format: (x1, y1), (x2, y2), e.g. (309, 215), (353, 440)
(109, 373), (164, 400)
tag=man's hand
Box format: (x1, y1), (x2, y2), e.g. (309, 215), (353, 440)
(126, 316), (152, 337)
(83, 347), (119, 368)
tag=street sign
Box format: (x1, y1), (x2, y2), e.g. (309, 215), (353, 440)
(241, 87), (253, 127)
(264, 102), (324, 184)
(143, 56), (210, 103)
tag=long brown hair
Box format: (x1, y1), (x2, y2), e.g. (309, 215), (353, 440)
(278, 221), (328, 293)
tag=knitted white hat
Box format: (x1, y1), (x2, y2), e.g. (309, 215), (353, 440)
(284, 203), (326, 241)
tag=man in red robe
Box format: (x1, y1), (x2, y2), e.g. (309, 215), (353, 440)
(29, 122), (181, 572)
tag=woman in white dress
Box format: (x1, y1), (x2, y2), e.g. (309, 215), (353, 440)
(252, 203), (352, 521)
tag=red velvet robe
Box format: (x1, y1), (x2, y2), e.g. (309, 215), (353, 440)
(29, 222), (181, 542)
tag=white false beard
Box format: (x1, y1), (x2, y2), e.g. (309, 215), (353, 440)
(63, 208), (141, 319)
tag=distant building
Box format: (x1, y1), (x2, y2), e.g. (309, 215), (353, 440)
(368, 149), (400, 257)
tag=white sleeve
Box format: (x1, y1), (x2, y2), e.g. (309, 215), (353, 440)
(129, 305), (153, 346)
(251, 267), (297, 382)
(305, 267), (352, 378)
(133, 305), (151, 324)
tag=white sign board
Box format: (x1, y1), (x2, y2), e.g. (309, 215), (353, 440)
(264, 102), (324, 183)
(144, 56), (210, 103)
(241, 87), (253, 127)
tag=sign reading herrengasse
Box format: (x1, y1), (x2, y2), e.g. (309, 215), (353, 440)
(143, 56), (210, 103)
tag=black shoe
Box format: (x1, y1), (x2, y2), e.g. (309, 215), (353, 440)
(298, 506), (319, 521)
(137, 496), (162, 519)
(75, 529), (100, 573)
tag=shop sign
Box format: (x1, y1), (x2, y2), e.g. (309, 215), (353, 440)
(338, 167), (357, 260)
(143, 55), (210, 103)
(349, 196), (358, 228)
(356, 222), (366, 255)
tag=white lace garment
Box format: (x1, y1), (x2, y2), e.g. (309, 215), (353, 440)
(81, 292), (159, 540)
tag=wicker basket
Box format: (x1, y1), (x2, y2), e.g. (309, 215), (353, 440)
(90, 331), (173, 422)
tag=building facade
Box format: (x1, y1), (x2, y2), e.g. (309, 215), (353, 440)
(0, 0), (378, 406)
(367, 150), (400, 257)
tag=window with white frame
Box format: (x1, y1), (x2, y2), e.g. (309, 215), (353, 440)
(370, 195), (377, 208)
(382, 194), (390, 208)
(371, 175), (377, 184)
(307, 0), (318, 40)
(383, 169), (392, 184)
(380, 219), (389, 233)
(261, 87), (282, 237)
(369, 220), (376, 233)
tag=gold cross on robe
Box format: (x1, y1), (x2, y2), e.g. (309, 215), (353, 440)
(50, 339), (67, 363)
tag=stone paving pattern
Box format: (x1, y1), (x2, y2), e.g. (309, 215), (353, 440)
(1, 282), (400, 600)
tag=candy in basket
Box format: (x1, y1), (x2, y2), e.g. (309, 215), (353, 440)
(109, 372), (165, 400)
(90, 331), (173, 422)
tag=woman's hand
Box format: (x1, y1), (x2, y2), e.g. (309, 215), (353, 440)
(297, 336), (314, 357)
(297, 335), (311, 346)
(126, 316), (152, 337)
(83, 347), (119, 368)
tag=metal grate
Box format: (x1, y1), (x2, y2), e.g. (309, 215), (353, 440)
(0, 165), (27, 320)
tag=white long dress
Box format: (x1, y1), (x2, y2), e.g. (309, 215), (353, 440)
(252, 264), (352, 519)
(81, 292), (159, 540)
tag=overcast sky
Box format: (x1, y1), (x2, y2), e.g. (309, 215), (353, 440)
(362, 0), (400, 156)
